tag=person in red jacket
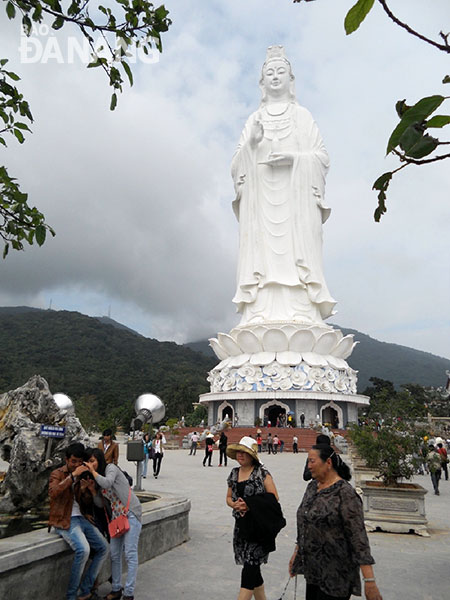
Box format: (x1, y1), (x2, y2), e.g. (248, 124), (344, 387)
(49, 442), (108, 600)
(437, 443), (448, 480)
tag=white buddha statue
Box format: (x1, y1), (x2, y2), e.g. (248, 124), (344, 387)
(231, 45), (336, 326)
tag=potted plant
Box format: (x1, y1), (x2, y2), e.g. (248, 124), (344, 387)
(347, 378), (430, 536)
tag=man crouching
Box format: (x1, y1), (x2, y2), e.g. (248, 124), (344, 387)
(49, 442), (108, 600)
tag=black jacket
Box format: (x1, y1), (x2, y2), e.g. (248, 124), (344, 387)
(236, 492), (286, 552)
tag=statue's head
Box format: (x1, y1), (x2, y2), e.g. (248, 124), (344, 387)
(260, 45), (296, 105)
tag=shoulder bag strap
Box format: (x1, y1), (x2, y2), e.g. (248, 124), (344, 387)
(125, 487), (131, 514)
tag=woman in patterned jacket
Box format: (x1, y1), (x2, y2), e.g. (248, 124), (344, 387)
(289, 444), (383, 600)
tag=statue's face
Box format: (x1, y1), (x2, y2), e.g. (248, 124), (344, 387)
(263, 60), (290, 96)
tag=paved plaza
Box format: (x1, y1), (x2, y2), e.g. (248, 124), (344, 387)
(94, 442), (450, 600)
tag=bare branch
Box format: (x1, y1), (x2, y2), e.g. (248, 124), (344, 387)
(377, 0), (450, 53)
(393, 149), (450, 165)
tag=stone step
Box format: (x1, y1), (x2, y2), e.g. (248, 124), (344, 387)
(172, 426), (346, 452)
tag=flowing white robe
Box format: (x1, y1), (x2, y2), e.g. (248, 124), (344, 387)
(231, 103), (336, 325)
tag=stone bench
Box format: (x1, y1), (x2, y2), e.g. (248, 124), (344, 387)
(0, 491), (190, 599)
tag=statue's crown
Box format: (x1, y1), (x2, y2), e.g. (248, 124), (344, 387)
(266, 45), (287, 62)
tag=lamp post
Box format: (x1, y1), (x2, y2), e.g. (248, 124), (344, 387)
(127, 394), (165, 491)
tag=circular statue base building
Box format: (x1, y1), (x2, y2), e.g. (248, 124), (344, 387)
(200, 323), (369, 428)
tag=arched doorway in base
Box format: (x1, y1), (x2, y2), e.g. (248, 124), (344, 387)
(217, 400), (234, 423)
(259, 400), (290, 427)
(320, 401), (343, 429)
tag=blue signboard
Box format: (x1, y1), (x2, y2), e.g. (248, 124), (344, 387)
(40, 425), (66, 438)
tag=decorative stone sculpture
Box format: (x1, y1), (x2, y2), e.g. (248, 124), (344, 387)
(208, 46), (357, 395)
(0, 375), (88, 512)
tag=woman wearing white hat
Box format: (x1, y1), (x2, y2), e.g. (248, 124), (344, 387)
(226, 436), (283, 600)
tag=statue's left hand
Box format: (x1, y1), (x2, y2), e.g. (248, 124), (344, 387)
(260, 152), (296, 166)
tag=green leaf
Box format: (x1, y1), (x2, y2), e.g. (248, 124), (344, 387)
(13, 129), (25, 144)
(398, 125), (422, 153)
(372, 171), (392, 192)
(395, 100), (411, 118)
(110, 92), (117, 111)
(373, 172), (393, 223)
(6, 70), (20, 82)
(32, 3), (43, 22)
(155, 5), (170, 21)
(3, 243), (9, 259)
(87, 58), (101, 68)
(52, 16), (64, 30)
(443, 75), (450, 84)
(426, 115), (450, 129)
(398, 126), (439, 158)
(6, 2), (16, 19)
(122, 61), (133, 86)
(22, 15), (32, 35)
(405, 134), (439, 159)
(14, 122), (31, 131)
(35, 225), (46, 246)
(374, 191), (387, 222)
(344, 0), (375, 35)
(386, 95), (445, 154)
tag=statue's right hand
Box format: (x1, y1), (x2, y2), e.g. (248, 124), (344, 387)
(249, 119), (264, 147)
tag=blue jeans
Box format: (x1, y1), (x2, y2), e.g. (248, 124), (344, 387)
(55, 516), (109, 600)
(110, 511), (142, 596)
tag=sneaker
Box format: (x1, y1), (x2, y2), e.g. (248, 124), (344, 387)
(103, 590), (123, 600)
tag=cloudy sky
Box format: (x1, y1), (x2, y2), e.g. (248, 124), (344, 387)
(1, 0), (449, 361)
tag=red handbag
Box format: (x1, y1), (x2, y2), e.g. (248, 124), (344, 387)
(108, 513), (130, 538)
(106, 489), (131, 538)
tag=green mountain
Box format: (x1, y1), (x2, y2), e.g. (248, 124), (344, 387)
(0, 307), (215, 428)
(1, 307), (448, 430)
(184, 326), (450, 393)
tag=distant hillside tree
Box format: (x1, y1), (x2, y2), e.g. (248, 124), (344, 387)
(361, 377), (428, 420)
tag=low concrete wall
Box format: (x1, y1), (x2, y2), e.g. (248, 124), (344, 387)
(0, 492), (190, 599)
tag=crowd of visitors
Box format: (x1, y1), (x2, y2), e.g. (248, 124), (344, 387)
(51, 423), (449, 599)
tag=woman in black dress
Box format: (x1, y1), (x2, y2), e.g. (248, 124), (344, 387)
(226, 436), (282, 600)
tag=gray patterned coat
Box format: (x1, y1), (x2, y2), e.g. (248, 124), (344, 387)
(293, 479), (374, 597)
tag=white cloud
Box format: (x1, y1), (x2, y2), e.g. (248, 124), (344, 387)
(1, 0), (449, 358)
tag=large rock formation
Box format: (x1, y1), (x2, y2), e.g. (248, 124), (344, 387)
(0, 375), (88, 512)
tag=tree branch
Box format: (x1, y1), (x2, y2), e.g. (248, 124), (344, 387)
(11, 0), (161, 36)
(393, 149), (450, 165)
(377, 0), (450, 53)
